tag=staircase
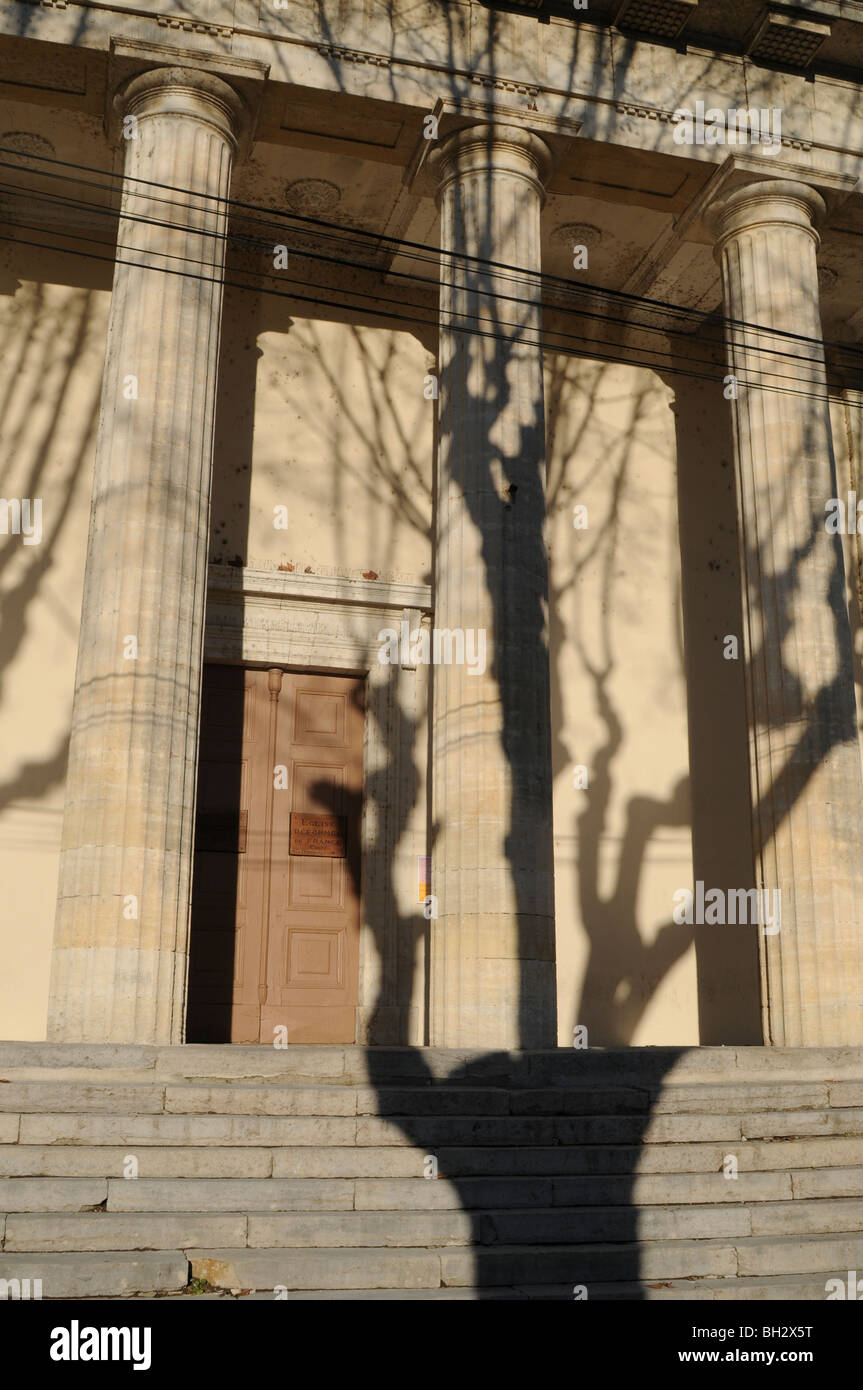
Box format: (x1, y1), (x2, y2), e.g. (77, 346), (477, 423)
(1, 1043), (863, 1300)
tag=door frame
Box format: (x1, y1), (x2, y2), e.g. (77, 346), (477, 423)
(200, 563), (433, 1045)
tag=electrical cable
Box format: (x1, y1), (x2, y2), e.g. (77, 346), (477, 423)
(3, 143), (862, 369)
(0, 181), (831, 397)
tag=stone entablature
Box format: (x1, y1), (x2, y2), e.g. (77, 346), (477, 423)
(4, 2), (863, 186)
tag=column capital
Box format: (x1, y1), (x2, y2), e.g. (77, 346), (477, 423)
(705, 178), (826, 253)
(111, 66), (248, 152)
(428, 123), (553, 206)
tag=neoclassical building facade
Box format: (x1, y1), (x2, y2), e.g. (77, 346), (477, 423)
(3, 0), (863, 1057)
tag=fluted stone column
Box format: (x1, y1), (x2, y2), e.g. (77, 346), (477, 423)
(428, 124), (556, 1049)
(709, 179), (863, 1045)
(48, 67), (245, 1042)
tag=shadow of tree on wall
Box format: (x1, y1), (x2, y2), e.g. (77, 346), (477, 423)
(6, 0), (856, 1297)
(298, 0), (692, 1287)
(0, 266), (103, 821)
(301, 0), (857, 1289)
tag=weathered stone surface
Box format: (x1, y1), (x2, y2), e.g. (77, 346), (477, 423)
(428, 123), (556, 1050)
(440, 1240), (739, 1286)
(354, 1116), (556, 1147)
(490, 1205), (752, 1243)
(432, 1145), (709, 1177)
(354, 1087), (510, 1116)
(164, 1085), (356, 1116)
(828, 1082), (863, 1108)
(645, 1114), (745, 1143)
(47, 68), (247, 1046)
(728, 1049), (863, 1079)
(535, 1050), (734, 1088)
(3, 1045), (862, 1300)
(736, 1233), (863, 1277)
(272, 1147), (421, 1179)
(741, 1109), (863, 1139)
(710, 178), (863, 1047)
(352, 1113), (740, 1148)
(189, 1249), (441, 1291)
(19, 1114), (356, 1146)
(591, 1274), (836, 1301)
(791, 1167), (863, 1199)
(0, 1251), (187, 1298)
(106, 1178), (355, 1212)
(0, 1083), (165, 1114)
(272, 1146), (420, 1179)
(651, 1084), (829, 1114)
(508, 1088), (650, 1116)
(0, 1043), (158, 1073)
(2, 1042), (861, 1084)
(0, 1145), (273, 1178)
(354, 1178), (551, 1210)
(154, 1047), (348, 1083)
(0, 1115), (19, 1143)
(0, 1178), (107, 1212)
(749, 1198), (863, 1236)
(5, 1213), (246, 1252)
(730, 1137), (863, 1173)
(553, 1172), (792, 1207)
(247, 1210), (474, 1248)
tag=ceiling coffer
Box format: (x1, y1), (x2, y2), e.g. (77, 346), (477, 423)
(746, 9), (832, 69)
(614, 0), (698, 41)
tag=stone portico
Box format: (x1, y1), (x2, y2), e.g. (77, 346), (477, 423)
(2, 1), (863, 1054)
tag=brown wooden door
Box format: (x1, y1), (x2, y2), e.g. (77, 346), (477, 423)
(186, 666), (364, 1044)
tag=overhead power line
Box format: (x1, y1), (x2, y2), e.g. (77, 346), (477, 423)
(3, 144), (861, 370)
(2, 224), (851, 411)
(1, 151), (862, 408)
(0, 179), (840, 398)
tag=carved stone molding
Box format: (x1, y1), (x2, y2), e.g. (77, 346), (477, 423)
(285, 178), (341, 215)
(316, 46), (391, 69)
(156, 16), (233, 40)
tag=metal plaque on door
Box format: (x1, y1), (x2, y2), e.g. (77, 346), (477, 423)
(289, 812), (347, 858)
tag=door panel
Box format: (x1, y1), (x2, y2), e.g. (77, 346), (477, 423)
(187, 665), (364, 1044)
(263, 675), (364, 1044)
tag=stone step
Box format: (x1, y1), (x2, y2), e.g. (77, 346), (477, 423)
(16, 1200), (841, 1251)
(352, 1171), (793, 1209)
(190, 1246), (441, 1291)
(4, 1212), (248, 1252)
(748, 1197), (863, 1236)
(14, 1110), (772, 1146)
(107, 1271), (840, 1301)
(2, 1139), (860, 1183)
(244, 1205), (753, 1246)
(741, 1109), (863, 1138)
(0, 1178), (108, 1212)
(792, 1166), (863, 1198)
(3, 1043), (862, 1300)
(173, 1272), (835, 1300)
(589, 1272), (845, 1301)
(188, 1232), (863, 1289)
(6, 1195), (861, 1262)
(271, 1138), (863, 1179)
(0, 1146), (275, 1179)
(3, 1043), (863, 1086)
(3, 1076), (852, 1116)
(6, 1172), (860, 1224)
(0, 1250), (187, 1299)
(16, 1114), (358, 1147)
(104, 1178), (356, 1212)
(18, 1106), (856, 1150)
